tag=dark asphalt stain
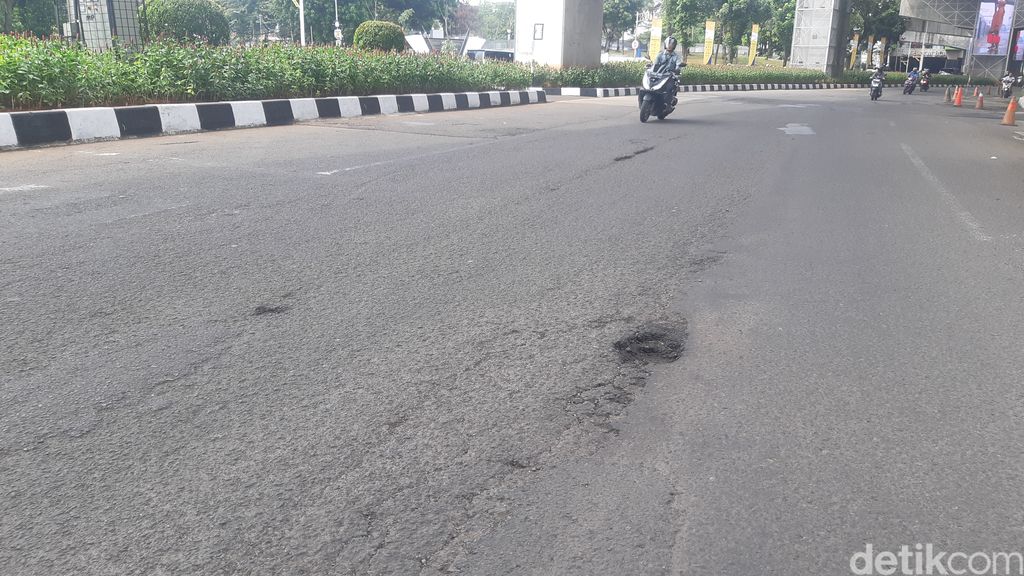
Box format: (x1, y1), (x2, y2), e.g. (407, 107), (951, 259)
(614, 320), (688, 364)
(253, 304), (291, 316)
(688, 251), (727, 273)
(614, 146), (656, 162)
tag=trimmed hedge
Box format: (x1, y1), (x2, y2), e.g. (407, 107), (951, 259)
(146, 0), (231, 46)
(353, 21), (406, 52)
(0, 37), (530, 110)
(0, 35), (992, 112)
(532, 62), (648, 89)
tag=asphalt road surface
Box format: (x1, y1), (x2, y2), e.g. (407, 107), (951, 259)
(3, 87), (1024, 576)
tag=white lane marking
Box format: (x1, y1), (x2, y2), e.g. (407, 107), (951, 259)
(317, 141), (485, 175)
(901, 143), (992, 243)
(779, 104), (820, 108)
(401, 121), (435, 126)
(107, 203), (191, 224)
(778, 123), (815, 135)
(76, 151), (121, 156)
(0, 184), (51, 193)
(889, 121), (897, 127)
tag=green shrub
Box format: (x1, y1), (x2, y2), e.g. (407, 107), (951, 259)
(146, 0), (230, 46)
(352, 20), (406, 52)
(4, 35), (989, 112)
(0, 37), (543, 110)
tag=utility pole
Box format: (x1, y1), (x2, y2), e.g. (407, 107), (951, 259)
(299, 0), (305, 46)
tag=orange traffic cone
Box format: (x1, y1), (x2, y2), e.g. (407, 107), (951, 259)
(1001, 98), (1018, 126)
(973, 86), (980, 97)
(976, 94), (985, 109)
(954, 87), (964, 107)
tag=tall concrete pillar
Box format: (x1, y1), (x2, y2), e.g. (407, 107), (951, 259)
(790, 0), (850, 76)
(514, 0), (603, 68)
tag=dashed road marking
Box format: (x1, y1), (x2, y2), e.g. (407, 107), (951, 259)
(778, 123), (815, 135)
(0, 184), (51, 193)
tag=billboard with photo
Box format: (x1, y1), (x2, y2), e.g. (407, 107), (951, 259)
(974, 0), (1016, 56)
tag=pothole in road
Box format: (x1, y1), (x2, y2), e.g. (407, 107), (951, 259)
(613, 320), (688, 364)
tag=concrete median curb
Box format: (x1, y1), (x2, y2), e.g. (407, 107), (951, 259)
(0, 89), (547, 151)
(544, 83), (908, 97)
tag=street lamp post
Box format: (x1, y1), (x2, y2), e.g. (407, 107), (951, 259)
(299, 0), (305, 46)
(334, 0), (342, 45)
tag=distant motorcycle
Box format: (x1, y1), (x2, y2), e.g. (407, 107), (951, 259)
(903, 77), (917, 95)
(919, 75), (930, 92)
(638, 63), (684, 123)
(1001, 75), (1017, 98)
(870, 77), (883, 101)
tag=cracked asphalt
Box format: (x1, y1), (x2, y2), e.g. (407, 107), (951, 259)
(3, 88), (1024, 575)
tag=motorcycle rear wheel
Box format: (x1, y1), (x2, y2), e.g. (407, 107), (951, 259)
(640, 100), (653, 123)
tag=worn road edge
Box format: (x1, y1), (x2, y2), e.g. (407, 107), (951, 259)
(0, 89), (548, 151)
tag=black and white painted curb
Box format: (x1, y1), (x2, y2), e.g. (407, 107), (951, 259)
(544, 87), (642, 97)
(544, 83), (903, 97)
(0, 89), (546, 150)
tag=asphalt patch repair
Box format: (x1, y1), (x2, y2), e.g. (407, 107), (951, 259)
(614, 320), (688, 363)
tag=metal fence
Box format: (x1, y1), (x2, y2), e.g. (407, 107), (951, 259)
(66, 0), (145, 51)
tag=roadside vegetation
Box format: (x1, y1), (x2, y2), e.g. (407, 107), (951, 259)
(0, 36), (532, 111)
(0, 35), (980, 112)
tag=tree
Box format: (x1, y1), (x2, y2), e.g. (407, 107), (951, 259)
(603, 0), (640, 51)
(475, 1), (513, 40)
(849, 0), (904, 65)
(146, 0), (231, 44)
(663, 0), (719, 51)
(761, 0), (795, 63)
(2, 0), (13, 33)
(5, 0), (61, 36)
(450, 2), (478, 36)
(259, 0), (457, 44)
(353, 19), (404, 50)
(715, 0), (766, 62)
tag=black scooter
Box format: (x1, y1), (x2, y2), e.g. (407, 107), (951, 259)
(638, 63), (684, 123)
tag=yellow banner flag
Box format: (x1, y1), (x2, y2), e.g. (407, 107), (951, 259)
(649, 18), (663, 59)
(748, 24), (760, 66)
(704, 21), (716, 65)
(849, 32), (860, 69)
(866, 35), (875, 67)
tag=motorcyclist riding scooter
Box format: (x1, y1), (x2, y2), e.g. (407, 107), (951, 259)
(903, 68), (920, 94)
(869, 66), (885, 101)
(1001, 70), (1018, 98)
(638, 37), (685, 122)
